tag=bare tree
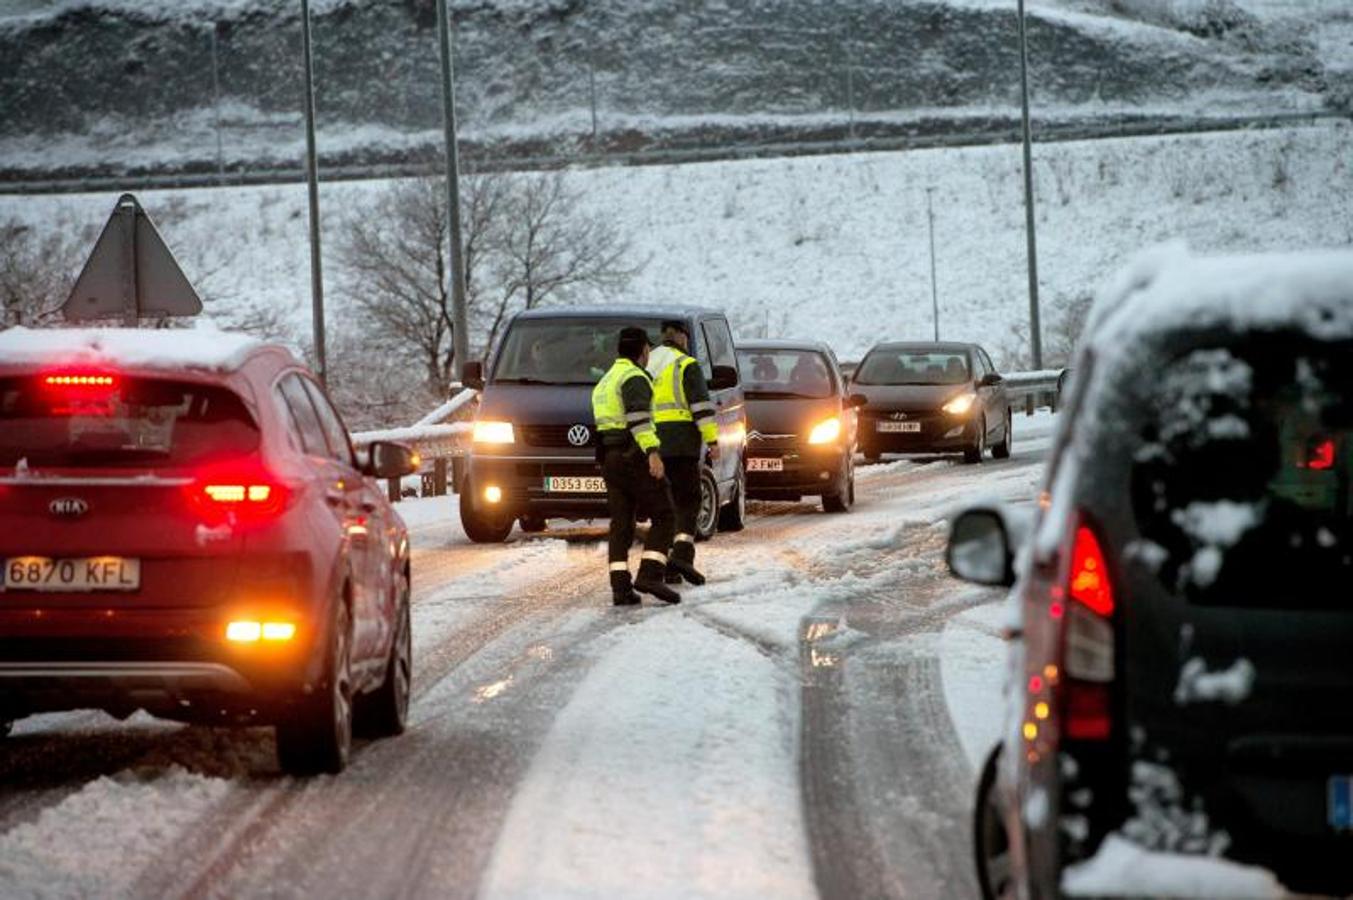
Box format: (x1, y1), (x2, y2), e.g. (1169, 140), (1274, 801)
(0, 219), (86, 329)
(499, 170), (637, 310)
(334, 170), (640, 404)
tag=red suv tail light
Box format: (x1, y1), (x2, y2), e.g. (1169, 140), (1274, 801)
(189, 462), (291, 523)
(1061, 520), (1116, 742)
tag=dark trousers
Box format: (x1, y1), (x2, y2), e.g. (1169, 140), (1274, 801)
(663, 455), (701, 565)
(602, 446), (676, 567)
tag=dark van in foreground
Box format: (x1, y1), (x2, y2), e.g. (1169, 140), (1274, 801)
(459, 306), (748, 543)
(948, 248), (1353, 900)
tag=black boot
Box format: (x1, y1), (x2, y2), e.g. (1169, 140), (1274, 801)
(610, 570), (641, 606)
(634, 559), (680, 604)
(666, 543), (706, 586)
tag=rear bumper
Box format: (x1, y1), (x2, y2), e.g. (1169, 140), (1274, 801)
(0, 660), (251, 697)
(0, 615), (326, 723)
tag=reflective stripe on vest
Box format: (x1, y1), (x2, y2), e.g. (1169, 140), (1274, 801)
(592, 358), (653, 434)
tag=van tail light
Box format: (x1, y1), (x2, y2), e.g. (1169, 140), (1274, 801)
(1060, 520), (1116, 741)
(189, 462), (291, 523)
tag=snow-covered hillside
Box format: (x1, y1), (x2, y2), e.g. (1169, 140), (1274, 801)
(3, 121), (1347, 384)
(0, 0), (1343, 180)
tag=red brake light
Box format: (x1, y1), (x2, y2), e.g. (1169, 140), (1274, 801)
(1299, 438), (1336, 471)
(1063, 682), (1112, 741)
(42, 371), (119, 390)
(1068, 525), (1113, 617)
(190, 463), (289, 522)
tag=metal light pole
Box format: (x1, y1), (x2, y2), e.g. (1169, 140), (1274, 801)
(1017, 0), (1043, 370)
(436, 0), (470, 384)
(925, 187), (940, 341)
(300, 0), (327, 382)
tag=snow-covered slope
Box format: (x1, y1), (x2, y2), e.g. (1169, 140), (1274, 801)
(0, 0), (1341, 179)
(2, 121), (1346, 389)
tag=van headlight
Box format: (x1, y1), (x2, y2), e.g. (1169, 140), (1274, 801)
(942, 393), (977, 416)
(807, 417), (842, 445)
(473, 420), (515, 444)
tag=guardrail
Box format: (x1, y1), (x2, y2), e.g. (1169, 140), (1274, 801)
(351, 389), (478, 502)
(351, 367), (1068, 503)
(1002, 367), (1070, 416)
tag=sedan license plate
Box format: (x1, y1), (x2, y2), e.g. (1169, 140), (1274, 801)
(747, 457), (784, 472)
(543, 476), (606, 493)
(3, 556), (141, 592)
(1331, 776), (1352, 831)
(877, 421), (922, 433)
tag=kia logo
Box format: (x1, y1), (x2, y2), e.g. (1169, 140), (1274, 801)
(50, 497), (88, 518)
(890, 412), (909, 421)
(567, 424), (591, 447)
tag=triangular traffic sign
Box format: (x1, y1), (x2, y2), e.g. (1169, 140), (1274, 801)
(61, 193), (203, 324)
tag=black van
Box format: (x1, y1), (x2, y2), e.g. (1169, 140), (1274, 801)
(459, 306), (748, 543)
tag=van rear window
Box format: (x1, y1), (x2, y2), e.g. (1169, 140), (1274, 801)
(1129, 343), (1351, 606)
(0, 375), (259, 470)
(494, 319), (664, 385)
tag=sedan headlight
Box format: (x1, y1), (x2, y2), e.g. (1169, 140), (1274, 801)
(473, 420), (515, 444)
(807, 417), (842, 445)
(942, 393), (977, 416)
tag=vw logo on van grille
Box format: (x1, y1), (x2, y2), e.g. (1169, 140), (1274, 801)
(49, 497), (88, 518)
(567, 424), (592, 447)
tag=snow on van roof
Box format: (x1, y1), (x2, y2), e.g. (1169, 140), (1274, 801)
(0, 324), (269, 372)
(1086, 243), (1353, 366)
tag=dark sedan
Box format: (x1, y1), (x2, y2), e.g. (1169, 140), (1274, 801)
(851, 341), (1011, 464)
(736, 340), (861, 512)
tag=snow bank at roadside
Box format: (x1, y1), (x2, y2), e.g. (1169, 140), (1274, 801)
(480, 612), (813, 900)
(0, 767), (230, 896)
(1062, 834), (1288, 898)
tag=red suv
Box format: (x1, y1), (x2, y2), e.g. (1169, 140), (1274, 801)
(0, 328), (417, 775)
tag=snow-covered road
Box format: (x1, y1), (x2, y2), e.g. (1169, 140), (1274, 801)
(0, 415), (1058, 899)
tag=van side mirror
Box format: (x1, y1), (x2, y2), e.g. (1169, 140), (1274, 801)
(709, 364), (738, 391)
(947, 508), (1015, 586)
(846, 393), (868, 409)
(979, 372), (1004, 387)
(362, 441), (420, 480)
(463, 360), (485, 391)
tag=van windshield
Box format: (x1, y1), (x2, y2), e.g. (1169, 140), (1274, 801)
(494, 318), (665, 385)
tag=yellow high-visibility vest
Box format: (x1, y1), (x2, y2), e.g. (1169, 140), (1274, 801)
(592, 358), (659, 451)
(648, 344), (695, 424)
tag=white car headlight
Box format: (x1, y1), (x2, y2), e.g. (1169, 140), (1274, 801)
(473, 420), (515, 444)
(942, 393), (977, 416)
(807, 417), (842, 445)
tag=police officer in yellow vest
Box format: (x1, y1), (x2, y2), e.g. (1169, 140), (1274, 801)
(592, 327), (682, 605)
(646, 320), (721, 586)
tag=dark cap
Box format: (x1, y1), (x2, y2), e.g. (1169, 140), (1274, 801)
(617, 325), (652, 361)
(660, 319), (690, 338)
